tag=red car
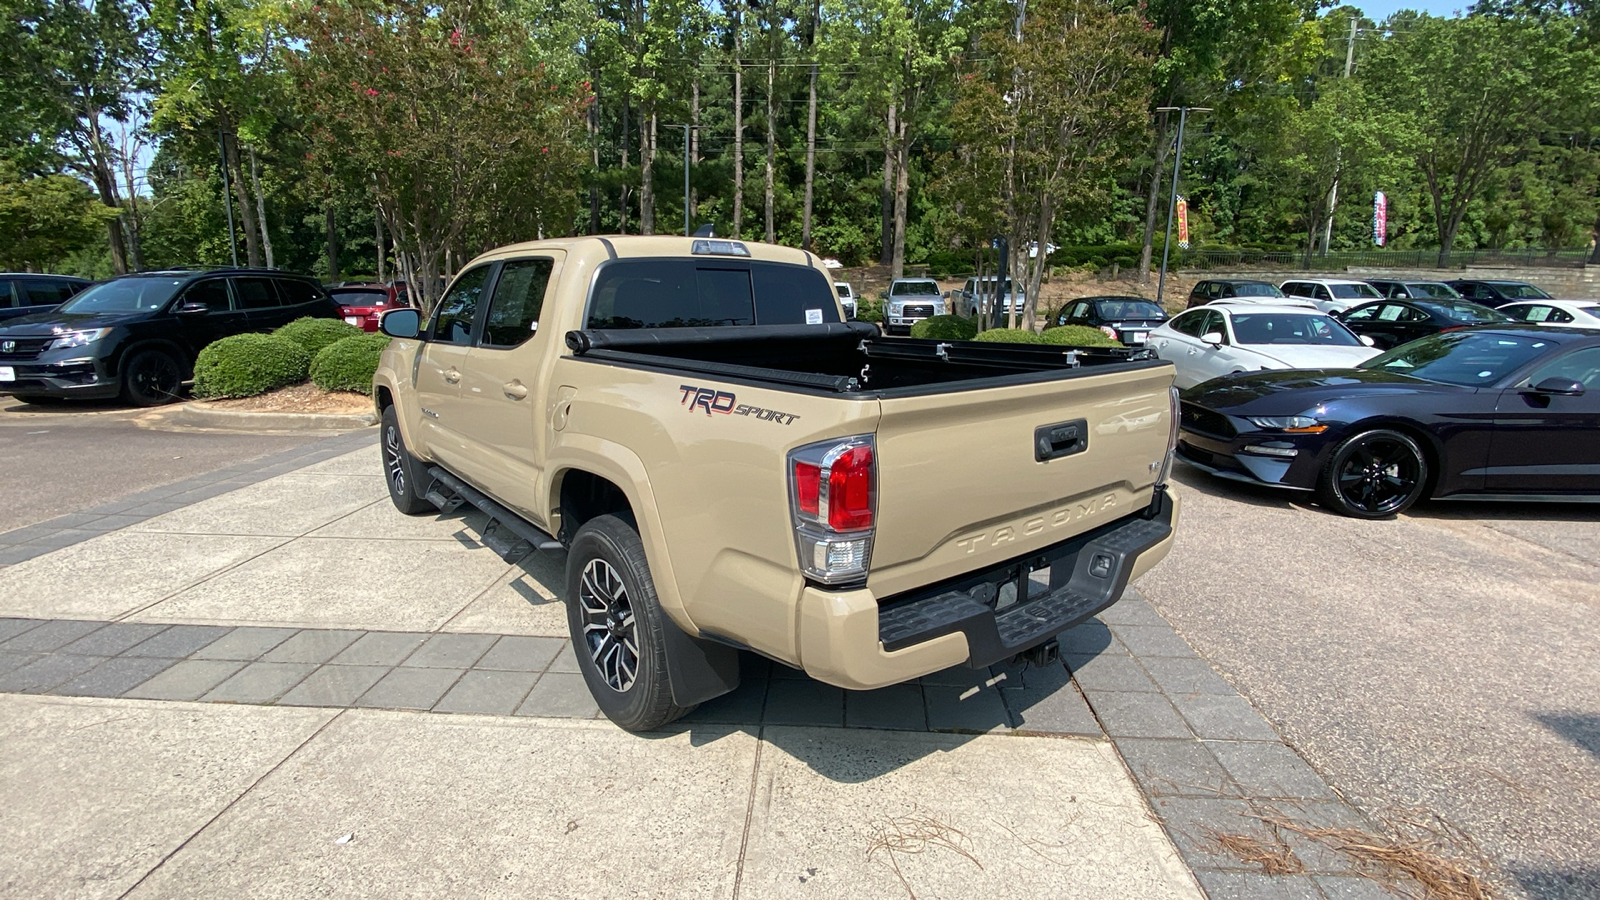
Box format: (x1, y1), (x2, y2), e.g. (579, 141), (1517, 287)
(326, 282), (411, 332)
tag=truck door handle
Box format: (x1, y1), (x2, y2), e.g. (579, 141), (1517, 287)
(443, 367), (461, 384)
(503, 381), (528, 400)
(1035, 419), (1088, 462)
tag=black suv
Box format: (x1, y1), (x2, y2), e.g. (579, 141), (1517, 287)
(1, 273), (91, 324)
(0, 268), (341, 405)
(1185, 278), (1285, 309)
(1445, 280), (1553, 308)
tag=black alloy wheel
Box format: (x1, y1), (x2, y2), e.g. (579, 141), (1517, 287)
(120, 349), (184, 406)
(565, 514), (694, 731)
(381, 404), (433, 515)
(1318, 429), (1428, 518)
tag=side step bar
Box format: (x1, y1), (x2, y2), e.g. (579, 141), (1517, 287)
(424, 466), (565, 562)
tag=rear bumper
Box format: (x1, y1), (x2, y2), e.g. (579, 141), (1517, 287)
(795, 486), (1180, 690)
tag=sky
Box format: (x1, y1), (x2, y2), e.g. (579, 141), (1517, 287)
(1338, 0), (1474, 20)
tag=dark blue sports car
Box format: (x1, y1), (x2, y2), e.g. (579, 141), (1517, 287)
(1176, 325), (1600, 517)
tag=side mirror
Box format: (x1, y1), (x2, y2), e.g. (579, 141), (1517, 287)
(1529, 377), (1584, 396)
(380, 308), (421, 339)
(1200, 331), (1224, 346)
(1359, 335), (1376, 347)
(175, 302), (210, 316)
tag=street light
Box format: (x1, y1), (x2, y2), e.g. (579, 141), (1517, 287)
(1154, 107), (1210, 306)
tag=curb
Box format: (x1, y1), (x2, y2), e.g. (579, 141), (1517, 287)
(165, 402), (377, 432)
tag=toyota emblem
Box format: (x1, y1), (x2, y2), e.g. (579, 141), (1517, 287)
(1, 341), (13, 353)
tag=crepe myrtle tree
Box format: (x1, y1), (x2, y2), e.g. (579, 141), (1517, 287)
(286, 0), (588, 312)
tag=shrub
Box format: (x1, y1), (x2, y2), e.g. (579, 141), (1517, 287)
(274, 316), (363, 355)
(855, 299), (885, 323)
(909, 315), (979, 341)
(1041, 325), (1121, 347)
(192, 333), (311, 399)
(310, 333), (392, 395)
(973, 328), (1045, 344)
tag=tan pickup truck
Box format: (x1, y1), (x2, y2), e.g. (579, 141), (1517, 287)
(373, 235), (1180, 731)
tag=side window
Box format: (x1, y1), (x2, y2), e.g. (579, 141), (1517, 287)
(1170, 311), (1206, 336)
(1376, 304), (1407, 322)
(20, 279), (75, 307)
(1214, 283), (1232, 298)
(232, 277), (282, 310)
(1313, 285), (1332, 302)
(1068, 302), (1089, 320)
(183, 279), (233, 312)
(1200, 310), (1227, 341)
(1281, 282), (1302, 297)
(431, 265), (492, 345)
(1344, 305), (1379, 322)
(1546, 308), (1574, 324)
(1527, 348), (1600, 390)
(481, 258), (554, 348)
(1456, 283), (1479, 299)
(1517, 306), (1547, 322)
(0, 279), (17, 308)
(275, 279), (320, 307)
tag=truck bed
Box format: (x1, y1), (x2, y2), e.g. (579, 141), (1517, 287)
(565, 322), (1165, 395)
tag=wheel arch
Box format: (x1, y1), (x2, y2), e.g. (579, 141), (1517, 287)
(1342, 417), (1445, 497)
(110, 337), (192, 379)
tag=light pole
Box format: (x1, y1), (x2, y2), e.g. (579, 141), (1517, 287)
(667, 124), (704, 236)
(217, 129), (238, 267)
(1155, 106), (1210, 306)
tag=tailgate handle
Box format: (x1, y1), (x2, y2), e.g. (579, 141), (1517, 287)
(1035, 419), (1088, 462)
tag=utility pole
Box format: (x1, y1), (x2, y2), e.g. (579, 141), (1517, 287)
(1155, 107), (1209, 306)
(217, 129), (238, 267)
(1322, 16), (1358, 256)
(668, 124), (703, 236)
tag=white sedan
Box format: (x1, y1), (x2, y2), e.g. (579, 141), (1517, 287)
(1149, 304), (1381, 389)
(1498, 299), (1600, 329)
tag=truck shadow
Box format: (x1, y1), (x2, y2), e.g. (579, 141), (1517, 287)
(508, 554), (1118, 784)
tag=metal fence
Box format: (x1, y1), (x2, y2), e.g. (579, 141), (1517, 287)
(1175, 247), (1593, 272)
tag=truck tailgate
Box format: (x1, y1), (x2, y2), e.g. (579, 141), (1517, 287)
(868, 363), (1174, 597)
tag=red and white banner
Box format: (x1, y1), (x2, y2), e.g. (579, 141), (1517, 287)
(1373, 191), (1388, 247)
(1176, 196), (1190, 250)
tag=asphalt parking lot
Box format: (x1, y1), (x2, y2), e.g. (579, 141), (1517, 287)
(1143, 464), (1600, 898)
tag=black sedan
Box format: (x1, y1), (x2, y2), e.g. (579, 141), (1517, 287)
(1446, 280), (1553, 307)
(1336, 298), (1512, 350)
(1176, 326), (1600, 517)
(1056, 296), (1168, 345)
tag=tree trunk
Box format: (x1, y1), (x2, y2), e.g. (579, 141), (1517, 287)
(690, 78), (700, 223)
(248, 146), (274, 269)
(764, 58), (776, 244)
(1590, 209), (1600, 265)
(375, 207), (386, 281)
(588, 87), (601, 234)
(83, 116), (129, 274)
(733, 31), (744, 239)
(220, 126), (262, 267)
(619, 100), (631, 234)
(117, 137), (143, 272)
(640, 110), (656, 235)
(891, 116), (909, 280)
(325, 204), (340, 281)
(802, 57), (818, 252)
(1022, 195), (1053, 333)
(1137, 114), (1172, 284)
(880, 102), (896, 265)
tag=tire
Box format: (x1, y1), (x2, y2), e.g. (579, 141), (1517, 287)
(381, 405), (433, 515)
(1316, 429), (1428, 518)
(119, 349), (184, 406)
(566, 514), (693, 732)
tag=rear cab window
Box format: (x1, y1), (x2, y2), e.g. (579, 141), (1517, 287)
(587, 259), (840, 329)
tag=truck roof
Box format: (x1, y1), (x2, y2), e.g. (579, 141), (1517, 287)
(466, 235), (820, 271)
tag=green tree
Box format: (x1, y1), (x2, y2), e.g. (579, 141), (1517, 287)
(0, 162), (122, 270)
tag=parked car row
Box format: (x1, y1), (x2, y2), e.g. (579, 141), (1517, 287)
(1187, 276), (1568, 314)
(0, 268), (342, 405)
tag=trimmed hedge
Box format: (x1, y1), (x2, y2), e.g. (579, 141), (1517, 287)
(310, 333), (391, 395)
(973, 328), (1045, 344)
(909, 315), (979, 341)
(855, 299), (885, 323)
(274, 316), (363, 355)
(192, 333), (311, 399)
(1041, 325), (1121, 347)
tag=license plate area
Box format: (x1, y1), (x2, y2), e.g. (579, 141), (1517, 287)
(0, 366), (13, 382)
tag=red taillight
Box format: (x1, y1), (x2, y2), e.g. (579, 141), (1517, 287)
(827, 445), (874, 530)
(794, 461), (821, 517)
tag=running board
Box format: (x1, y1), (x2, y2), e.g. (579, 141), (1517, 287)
(424, 466), (565, 562)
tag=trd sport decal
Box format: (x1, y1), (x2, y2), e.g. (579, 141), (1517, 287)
(679, 384), (801, 425)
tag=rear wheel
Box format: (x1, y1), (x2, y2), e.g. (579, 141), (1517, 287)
(1317, 429), (1427, 518)
(566, 514), (693, 732)
(120, 349), (184, 406)
(381, 405), (433, 515)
